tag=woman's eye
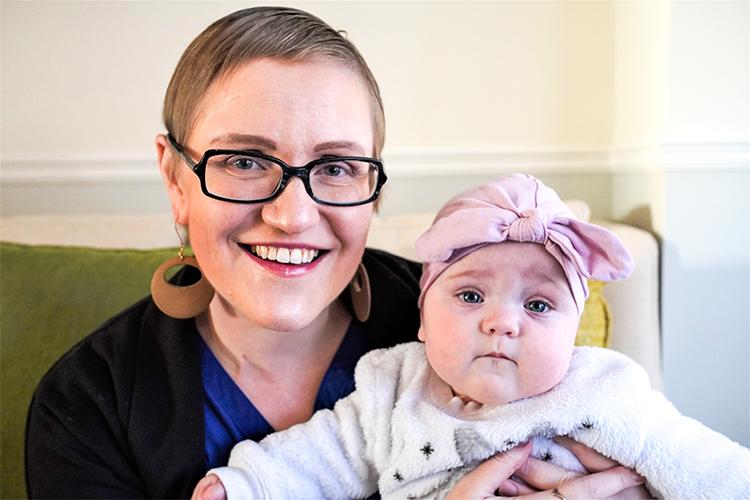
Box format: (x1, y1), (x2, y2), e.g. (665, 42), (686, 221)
(207, 154), (272, 174)
(457, 291), (483, 304)
(321, 162), (352, 177)
(232, 157), (259, 170)
(525, 300), (550, 313)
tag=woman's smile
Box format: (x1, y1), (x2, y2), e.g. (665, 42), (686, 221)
(246, 244), (321, 264)
(240, 242), (327, 277)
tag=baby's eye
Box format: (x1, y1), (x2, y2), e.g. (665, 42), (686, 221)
(525, 300), (550, 313)
(457, 291), (483, 304)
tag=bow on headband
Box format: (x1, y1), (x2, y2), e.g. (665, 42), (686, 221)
(415, 174), (634, 312)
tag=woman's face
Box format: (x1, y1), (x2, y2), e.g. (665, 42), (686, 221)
(161, 58), (376, 333)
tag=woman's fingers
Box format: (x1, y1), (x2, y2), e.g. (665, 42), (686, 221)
(496, 478), (537, 496)
(191, 476), (212, 500)
(191, 474), (227, 500)
(446, 442), (533, 500)
(497, 468), (647, 500)
(612, 484), (653, 499)
(553, 436), (619, 472)
(446, 440), (646, 500)
(508, 456), (645, 498)
(551, 436), (650, 498)
(511, 456), (585, 491)
(552, 466), (646, 499)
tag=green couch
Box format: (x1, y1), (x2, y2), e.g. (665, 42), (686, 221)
(0, 243), (176, 499)
(0, 242), (615, 499)
(1, 209), (662, 498)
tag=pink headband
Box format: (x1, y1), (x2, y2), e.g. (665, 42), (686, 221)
(415, 174), (634, 313)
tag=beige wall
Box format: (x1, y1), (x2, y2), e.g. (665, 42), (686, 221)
(1, 1), (617, 161)
(659, 0), (749, 448)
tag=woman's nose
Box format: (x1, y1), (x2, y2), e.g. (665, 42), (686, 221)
(480, 308), (520, 337)
(261, 177), (321, 234)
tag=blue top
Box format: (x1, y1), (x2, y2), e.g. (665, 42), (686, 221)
(200, 323), (370, 468)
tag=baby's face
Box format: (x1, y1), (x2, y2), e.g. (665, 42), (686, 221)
(418, 242), (579, 406)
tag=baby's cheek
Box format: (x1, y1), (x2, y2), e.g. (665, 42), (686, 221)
(425, 337), (467, 384)
(433, 341), (462, 371)
(523, 346), (572, 395)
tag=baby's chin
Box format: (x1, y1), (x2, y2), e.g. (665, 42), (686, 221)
(452, 388), (516, 407)
(456, 384), (560, 407)
(451, 370), (572, 406)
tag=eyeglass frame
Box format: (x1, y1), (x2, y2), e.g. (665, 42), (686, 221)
(166, 134), (387, 207)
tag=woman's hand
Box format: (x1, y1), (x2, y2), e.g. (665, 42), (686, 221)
(447, 439), (649, 499)
(447, 441), (533, 499)
(192, 474), (227, 500)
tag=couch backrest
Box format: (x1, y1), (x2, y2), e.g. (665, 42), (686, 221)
(0, 208), (661, 498)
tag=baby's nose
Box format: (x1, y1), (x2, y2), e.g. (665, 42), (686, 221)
(480, 308), (520, 337)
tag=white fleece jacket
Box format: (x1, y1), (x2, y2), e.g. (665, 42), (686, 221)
(211, 343), (750, 499)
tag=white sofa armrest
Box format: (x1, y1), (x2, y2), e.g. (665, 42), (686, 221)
(598, 221), (662, 390)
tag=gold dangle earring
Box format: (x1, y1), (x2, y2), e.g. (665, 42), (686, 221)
(150, 223), (214, 319)
(348, 262), (371, 322)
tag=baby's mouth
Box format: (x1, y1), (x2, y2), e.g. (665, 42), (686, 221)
(240, 244), (323, 265)
(482, 352), (516, 364)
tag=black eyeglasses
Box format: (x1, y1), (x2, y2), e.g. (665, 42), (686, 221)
(167, 134), (387, 206)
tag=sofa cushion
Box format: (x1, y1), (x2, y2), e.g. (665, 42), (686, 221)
(0, 240), (611, 498)
(0, 243), (176, 498)
(576, 280), (611, 348)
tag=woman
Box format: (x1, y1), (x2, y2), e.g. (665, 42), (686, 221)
(26, 7), (646, 498)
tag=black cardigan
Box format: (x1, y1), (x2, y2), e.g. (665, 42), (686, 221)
(26, 249), (421, 498)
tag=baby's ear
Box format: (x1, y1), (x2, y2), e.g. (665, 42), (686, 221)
(417, 324), (426, 342)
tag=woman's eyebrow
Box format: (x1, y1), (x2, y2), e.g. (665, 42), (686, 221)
(206, 136), (365, 155)
(314, 140), (366, 155)
(209, 133), (277, 150)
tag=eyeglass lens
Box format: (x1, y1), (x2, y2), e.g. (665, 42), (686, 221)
(204, 153), (379, 203)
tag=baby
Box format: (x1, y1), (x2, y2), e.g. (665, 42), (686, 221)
(195, 174), (750, 499)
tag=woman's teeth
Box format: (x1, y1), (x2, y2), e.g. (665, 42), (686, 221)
(249, 245), (319, 264)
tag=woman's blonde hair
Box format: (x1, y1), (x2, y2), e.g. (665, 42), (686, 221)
(163, 6), (385, 157)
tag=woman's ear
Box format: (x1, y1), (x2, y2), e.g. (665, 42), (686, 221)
(417, 324), (426, 342)
(156, 134), (189, 225)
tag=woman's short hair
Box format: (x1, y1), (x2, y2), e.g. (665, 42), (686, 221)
(163, 6), (385, 156)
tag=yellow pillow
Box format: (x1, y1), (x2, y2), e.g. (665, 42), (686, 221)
(575, 280), (611, 348)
